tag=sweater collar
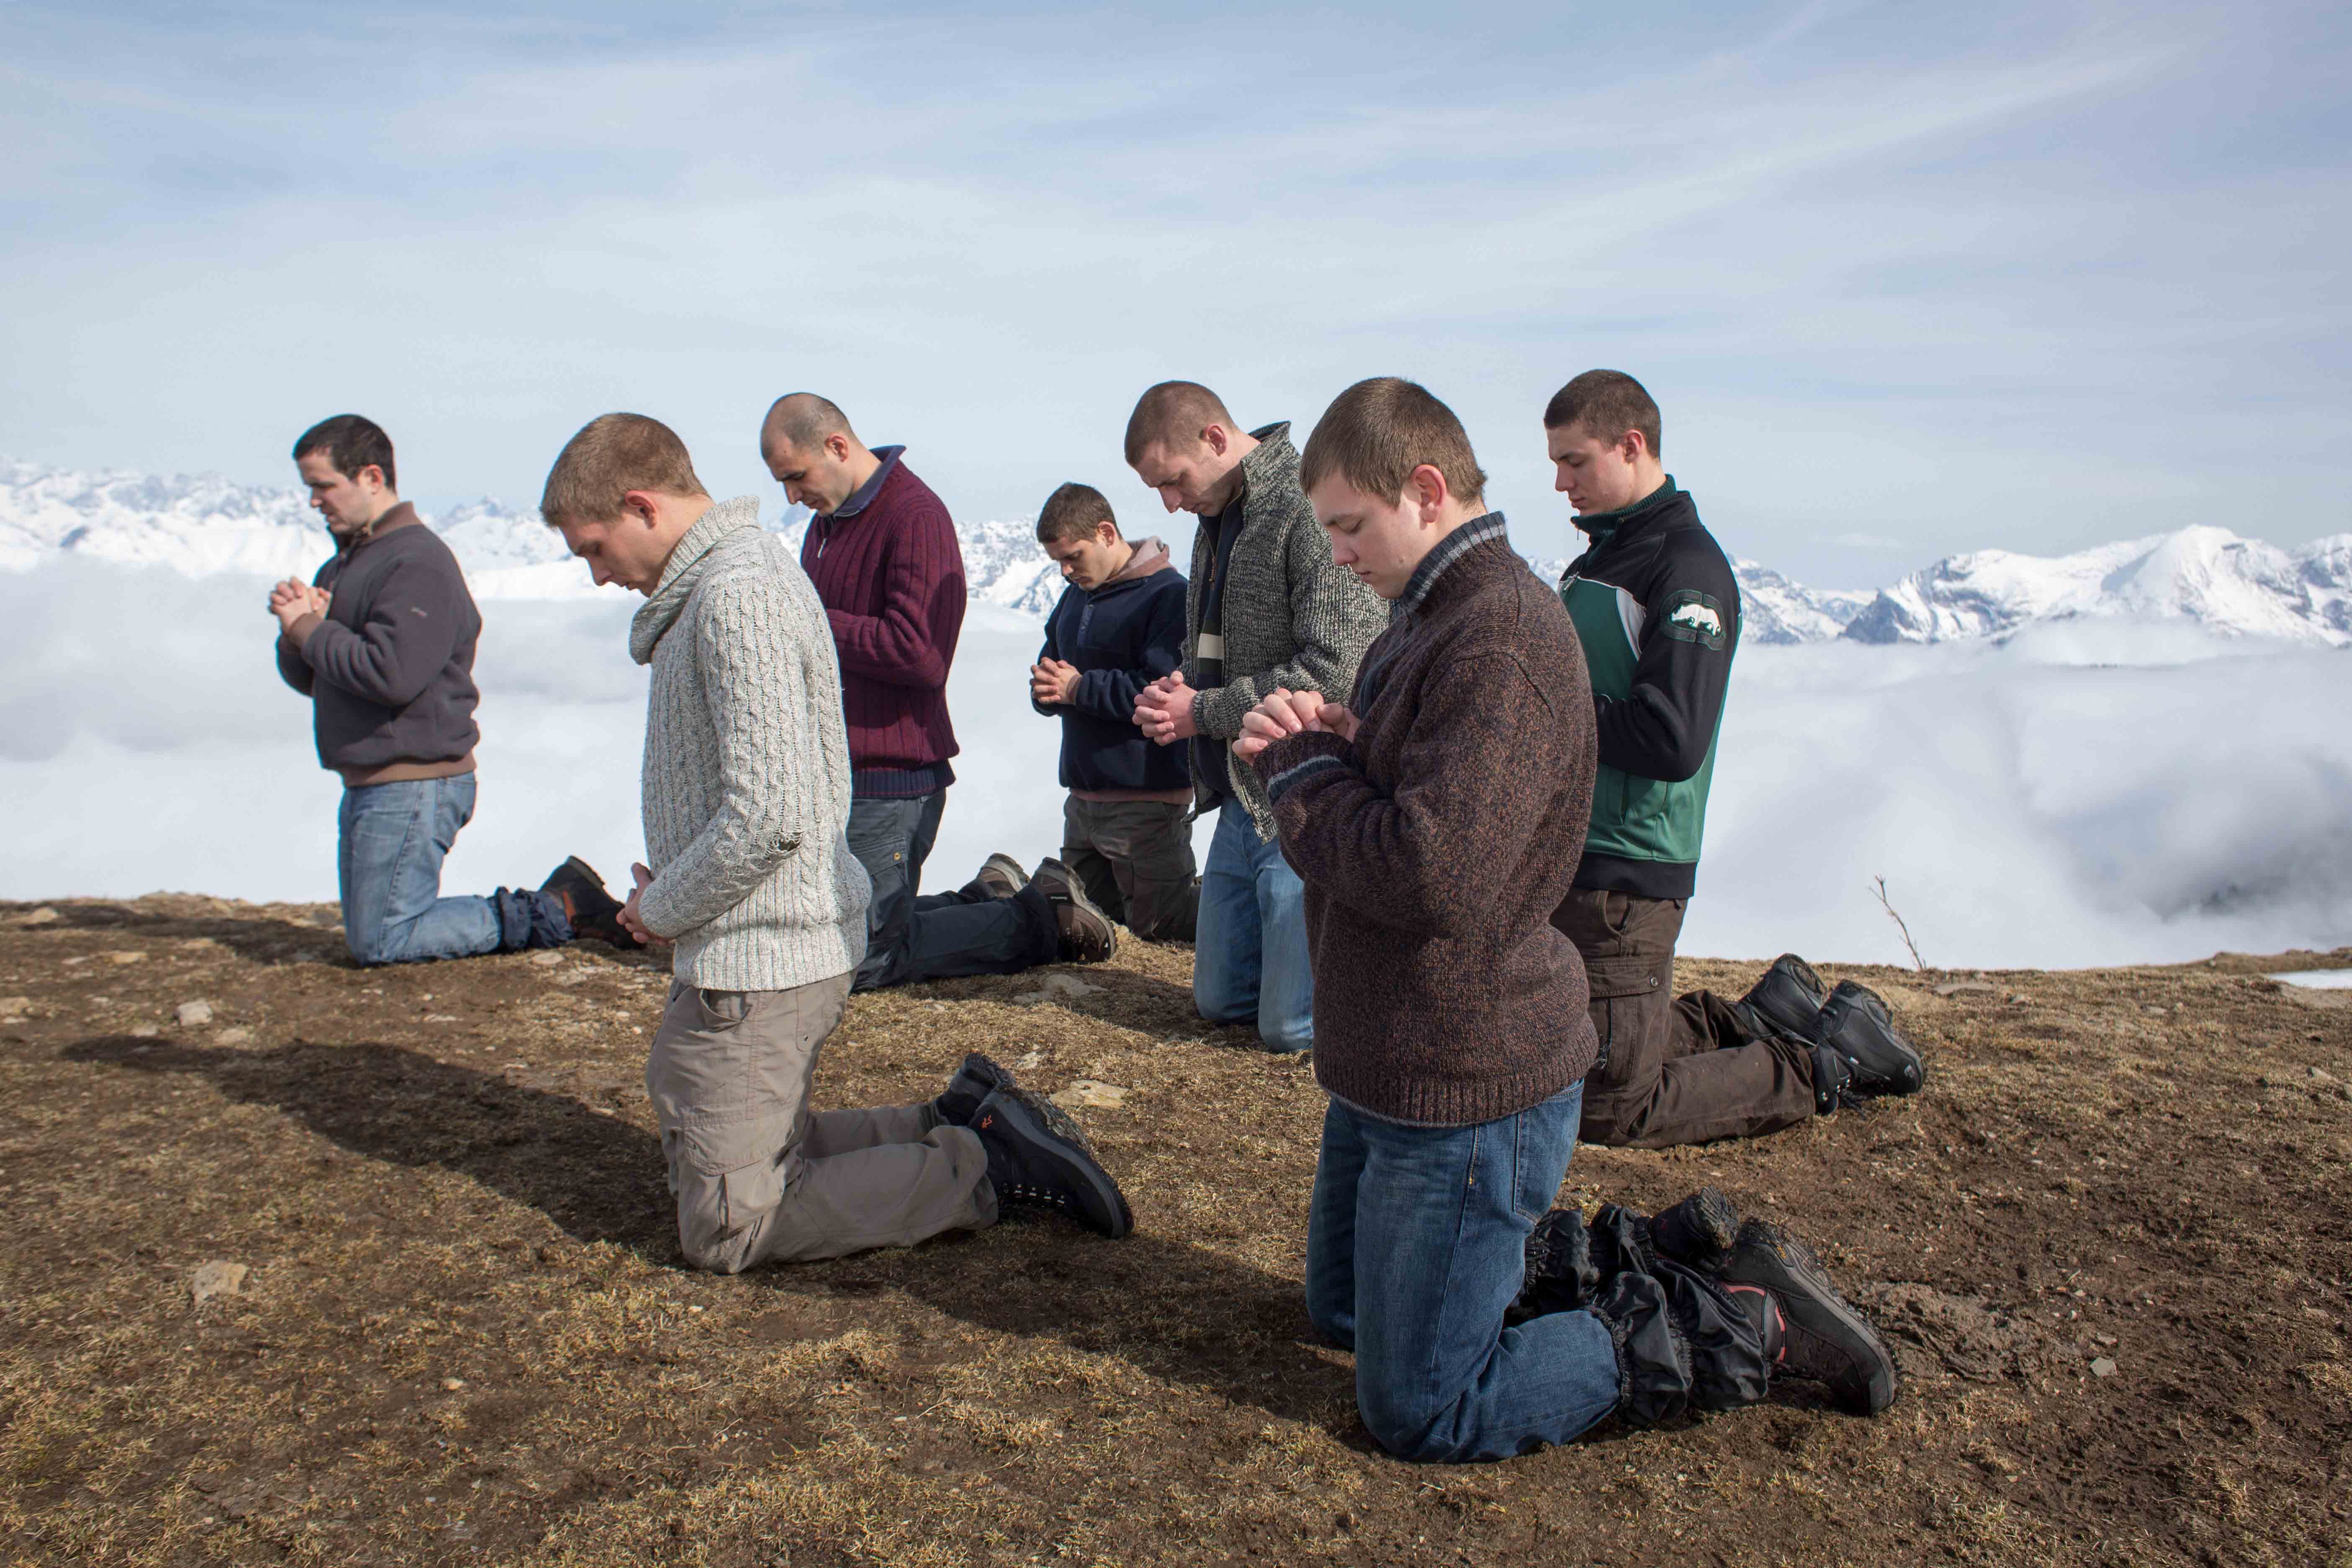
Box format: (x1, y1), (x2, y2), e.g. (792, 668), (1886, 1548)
(334, 500), (420, 554)
(629, 495), (762, 665)
(1394, 512), (1510, 616)
(821, 445), (906, 522)
(1571, 475), (1679, 550)
(1233, 422), (1295, 512)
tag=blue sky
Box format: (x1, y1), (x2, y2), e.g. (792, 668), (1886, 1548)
(4, 1), (2346, 584)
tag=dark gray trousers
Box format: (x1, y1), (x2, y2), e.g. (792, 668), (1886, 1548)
(1061, 796), (1198, 942)
(846, 791), (1057, 992)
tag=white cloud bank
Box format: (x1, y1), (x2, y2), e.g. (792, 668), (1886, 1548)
(3, 562), (2346, 970)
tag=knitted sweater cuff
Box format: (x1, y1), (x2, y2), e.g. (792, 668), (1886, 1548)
(1253, 729), (1351, 803)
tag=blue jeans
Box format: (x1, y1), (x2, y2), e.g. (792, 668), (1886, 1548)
(846, 792), (1055, 993)
(337, 774), (566, 966)
(1306, 1083), (1622, 1461)
(1193, 797), (1315, 1052)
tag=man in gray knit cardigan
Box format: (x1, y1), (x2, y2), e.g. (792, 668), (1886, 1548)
(541, 414), (1131, 1270)
(1126, 382), (1387, 1053)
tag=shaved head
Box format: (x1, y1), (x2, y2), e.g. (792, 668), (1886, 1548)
(761, 392), (858, 457)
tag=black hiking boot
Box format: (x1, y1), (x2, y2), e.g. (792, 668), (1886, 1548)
(966, 854), (1028, 900)
(971, 1087), (1133, 1238)
(933, 1052), (1017, 1128)
(1717, 1219), (1898, 1415)
(1810, 980), (1926, 1103)
(540, 857), (631, 948)
(1650, 1186), (1742, 1272)
(1738, 953), (1828, 1039)
(1031, 858), (1117, 964)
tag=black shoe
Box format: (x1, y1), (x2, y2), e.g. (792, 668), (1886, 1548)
(967, 854), (1028, 900)
(1739, 953), (1828, 1039)
(1031, 858), (1117, 964)
(1717, 1219), (1897, 1415)
(540, 857), (630, 947)
(1650, 1186), (1741, 1272)
(933, 1052), (1017, 1128)
(1810, 981), (1926, 1102)
(971, 1087), (1133, 1238)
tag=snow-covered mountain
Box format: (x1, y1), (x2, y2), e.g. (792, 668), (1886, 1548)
(1842, 526), (2352, 647)
(6, 459), (2347, 647)
(0, 458), (604, 600)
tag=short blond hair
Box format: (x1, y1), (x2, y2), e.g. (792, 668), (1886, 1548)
(540, 413), (709, 525)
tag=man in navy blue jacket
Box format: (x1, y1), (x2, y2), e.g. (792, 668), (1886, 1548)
(1020, 483), (1198, 941)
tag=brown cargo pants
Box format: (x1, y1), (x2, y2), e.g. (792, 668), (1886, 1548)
(1551, 890), (1817, 1149)
(1061, 796), (1199, 942)
(646, 972), (997, 1273)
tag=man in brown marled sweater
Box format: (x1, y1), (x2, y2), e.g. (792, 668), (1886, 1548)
(1237, 379), (1897, 1460)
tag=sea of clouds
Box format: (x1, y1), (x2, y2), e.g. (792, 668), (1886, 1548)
(4, 559), (2347, 970)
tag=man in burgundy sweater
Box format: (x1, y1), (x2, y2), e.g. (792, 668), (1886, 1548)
(761, 393), (1115, 991)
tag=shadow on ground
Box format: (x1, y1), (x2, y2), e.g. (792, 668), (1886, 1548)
(67, 1033), (1352, 1431)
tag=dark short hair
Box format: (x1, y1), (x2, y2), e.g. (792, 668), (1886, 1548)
(1036, 482), (1119, 545)
(761, 392), (857, 456)
(539, 413), (709, 525)
(1543, 370), (1661, 459)
(1298, 377), (1486, 507)
(292, 414), (396, 491)
(1123, 381), (1236, 466)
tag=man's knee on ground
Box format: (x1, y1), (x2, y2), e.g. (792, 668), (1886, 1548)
(1356, 1382), (1468, 1463)
(1258, 1010), (1314, 1054)
(676, 1215), (758, 1276)
(345, 921), (407, 967)
(1192, 970), (1258, 1025)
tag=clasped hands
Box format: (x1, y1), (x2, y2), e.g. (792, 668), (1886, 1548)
(1232, 687), (1359, 762)
(1029, 657), (1080, 707)
(267, 577), (329, 636)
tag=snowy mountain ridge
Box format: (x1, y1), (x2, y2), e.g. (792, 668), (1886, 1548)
(4, 459), (2345, 646)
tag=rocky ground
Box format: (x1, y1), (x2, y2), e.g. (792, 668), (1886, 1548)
(1, 895), (2347, 1567)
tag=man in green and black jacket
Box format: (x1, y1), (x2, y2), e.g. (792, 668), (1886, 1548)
(1541, 371), (1924, 1148)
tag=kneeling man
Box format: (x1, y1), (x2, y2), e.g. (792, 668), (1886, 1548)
(1237, 379), (1893, 1460)
(542, 413), (1130, 1271)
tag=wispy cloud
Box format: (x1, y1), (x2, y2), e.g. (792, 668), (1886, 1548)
(1, 0), (2345, 585)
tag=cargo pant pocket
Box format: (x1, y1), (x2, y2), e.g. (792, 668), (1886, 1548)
(1584, 955), (1665, 1083)
(668, 1116), (790, 1273)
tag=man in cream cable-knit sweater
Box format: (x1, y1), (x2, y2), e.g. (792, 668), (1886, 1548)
(540, 414), (1132, 1270)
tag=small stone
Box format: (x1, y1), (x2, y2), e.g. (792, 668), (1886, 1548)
(0, 996), (29, 1017)
(1933, 981), (1998, 997)
(2089, 1357), (2118, 1378)
(1015, 1049), (1049, 1070)
(106, 950), (147, 965)
(441, 1377), (466, 1391)
(175, 1001), (214, 1028)
(129, 1025), (160, 1038)
(189, 1260), (248, 1306)
(2008, 993), (2029, 1003)
(215, 1027), (253, 1046)
(528, 951), (565, 967)
(8, 907), (61, 926)
(2095, 1334), (2118, 1346)
(1050, 1080), (1130, 1111)
(2311, 1067), (2339, 1085)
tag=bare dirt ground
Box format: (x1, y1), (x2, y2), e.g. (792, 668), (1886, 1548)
(0, 894), (2347, 1567)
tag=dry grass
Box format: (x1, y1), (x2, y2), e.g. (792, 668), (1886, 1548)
(1, 894), (2347, 1566)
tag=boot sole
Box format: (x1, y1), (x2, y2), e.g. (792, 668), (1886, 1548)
(1724, 1224), (1897, 1415)
(981, 1088), (1134, 1239)
(1035, 860), (1119, 964)
(1820, 983), (1927, 1096)
(1652, 1186), (1741, 1267)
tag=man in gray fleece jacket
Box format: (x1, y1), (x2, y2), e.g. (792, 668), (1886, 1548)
(541, 413), (1131, 1271)
(1125, 382), (1388, 1052)
(271, 413), (621, 966)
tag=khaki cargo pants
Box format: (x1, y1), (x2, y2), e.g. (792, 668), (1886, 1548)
(1551, 890), (1817, 1149)
(646, 973), (997, 1273)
